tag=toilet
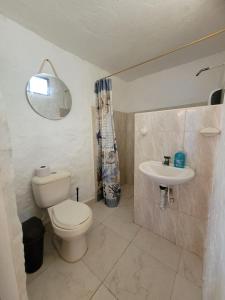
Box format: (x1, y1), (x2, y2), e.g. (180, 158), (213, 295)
(32, 171), (93, 262)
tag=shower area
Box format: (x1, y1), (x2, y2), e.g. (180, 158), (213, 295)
(90, 49), (225, 299)
(92, 107), (135, 197)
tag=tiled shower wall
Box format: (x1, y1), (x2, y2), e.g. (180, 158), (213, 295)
(92, 107), (134, 190)
(113, 111), (134, 185)
(134, 105), (222, 257)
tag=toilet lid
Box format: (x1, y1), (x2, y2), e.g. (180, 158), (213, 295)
(52, 199), (91, 230)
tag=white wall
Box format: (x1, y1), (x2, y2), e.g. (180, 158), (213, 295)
(0, 98), (27, 300)
(203, 101), (225, 300)
(113, 51), (225, 113)
(0, 15), (112, 221)
(2, 11), (225, 223)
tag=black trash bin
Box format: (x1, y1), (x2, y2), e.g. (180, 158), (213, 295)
(22, 217), (45, 273)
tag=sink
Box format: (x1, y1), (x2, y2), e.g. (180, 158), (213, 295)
(139, 160), (195, 186)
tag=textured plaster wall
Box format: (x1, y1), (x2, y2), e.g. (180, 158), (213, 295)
(0, 15), (115, 221)
(1, 0), (225, 81)
(134, 105), (221, 257)
(28, 75), (71, 119)
(113, 51), (225, 113)
(203, 101), (225, 299)
(0, 99), (27, 300)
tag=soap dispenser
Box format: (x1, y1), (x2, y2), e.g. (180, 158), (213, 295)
(174, 151), (186, 168)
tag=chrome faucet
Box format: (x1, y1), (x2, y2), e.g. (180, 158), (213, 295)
(163, 156), (171, 166)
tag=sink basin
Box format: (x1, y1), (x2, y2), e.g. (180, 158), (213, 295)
(139, 160), (195, 186)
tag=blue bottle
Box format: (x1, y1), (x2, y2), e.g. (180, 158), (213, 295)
(174, 151), (186, 168)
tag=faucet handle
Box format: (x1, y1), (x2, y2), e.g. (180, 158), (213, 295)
(163, 156), (171, 166)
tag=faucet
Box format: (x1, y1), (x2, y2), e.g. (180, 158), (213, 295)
(163, 156), (171, 166)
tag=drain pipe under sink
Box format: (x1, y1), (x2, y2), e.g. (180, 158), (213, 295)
(159, 185), (174, 209)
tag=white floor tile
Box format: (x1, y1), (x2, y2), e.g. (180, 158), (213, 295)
(92, 285), (116, 300)
(105, 244), (176, 300)
(27, 259), (100, 300)
(178, 250), (203, 287)
(171, 274), (202, 300)
(103, 206), (140, 241)
(26, 187), (202, 300)
(133, 227), (182, 271)
(82, 224), (129, 281)
(91, 201), (118, 223)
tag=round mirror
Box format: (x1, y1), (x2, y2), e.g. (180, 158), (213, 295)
(26, 73), (72, 120)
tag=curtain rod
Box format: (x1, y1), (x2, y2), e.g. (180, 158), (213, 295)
(101, 27), (225, 80)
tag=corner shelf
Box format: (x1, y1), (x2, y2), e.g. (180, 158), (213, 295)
(200, 127), (221, 137)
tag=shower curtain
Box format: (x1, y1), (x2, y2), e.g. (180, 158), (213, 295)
(95, 78), (121, 207)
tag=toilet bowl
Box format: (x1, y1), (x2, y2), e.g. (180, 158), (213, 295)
(48, 199), (93, 262)
(31, 170), (93, 262)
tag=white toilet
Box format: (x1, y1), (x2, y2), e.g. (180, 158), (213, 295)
(32, 171), (93, 262)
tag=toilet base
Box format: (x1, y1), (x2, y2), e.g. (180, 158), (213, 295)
(53, 234), (88, 262)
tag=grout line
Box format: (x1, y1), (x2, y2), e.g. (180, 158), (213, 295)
(82, 193), (138, 293)
(169, 246), (183, 300)
(102, 225), (142, 283)
(131, 236), (182, 273)
(102, 221), (139, 243)
(89, 283), (118, 300)
(170, 271), (177, 300)
(29, 188), (202, 298)
(104, 285), (119, 300)
(89, 281), (102, 300)
(82, 210), (142, 292)
(82, 219), (140, 283)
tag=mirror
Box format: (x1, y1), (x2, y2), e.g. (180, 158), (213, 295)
(208, 88), (224, 105)
(26, 73), (72, 120)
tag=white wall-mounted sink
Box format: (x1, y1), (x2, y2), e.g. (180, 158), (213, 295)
(139, 160), (195, 186)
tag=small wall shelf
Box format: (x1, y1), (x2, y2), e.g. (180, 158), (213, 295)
(140, 127), (148, 136)
(200, 127), (221, 137)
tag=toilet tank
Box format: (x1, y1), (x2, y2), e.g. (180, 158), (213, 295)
(32, 171), (71, 208)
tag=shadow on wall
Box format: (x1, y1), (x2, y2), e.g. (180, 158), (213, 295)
(0, 103), (28, 299)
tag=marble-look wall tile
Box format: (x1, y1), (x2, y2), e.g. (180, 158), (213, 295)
(179, 175), (212, 219)
(134, 172), (178, 242)
(113, 111), (127, 184)
(134, 173), (156, 231)
(135, 128), (184, 167)
(185, 105), (221, 132)
(91, 107), (98, 200)
(176, 213), (206, 257)
(137, 109), (186, 133)
(184, 131), (219, 178)
(126, 113), (134, 184)
(152, 205), (178, 243)
(134, 105), (222, 257)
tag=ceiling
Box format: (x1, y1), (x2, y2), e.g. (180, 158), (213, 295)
(0, 0), (225, 81)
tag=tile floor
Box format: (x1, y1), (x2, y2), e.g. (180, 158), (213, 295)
(27, 185), (202, 300)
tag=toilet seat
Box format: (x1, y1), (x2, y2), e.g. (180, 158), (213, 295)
(51, 199), (91, 230)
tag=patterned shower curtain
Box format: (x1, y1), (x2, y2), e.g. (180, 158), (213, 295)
(95, 78), (121, 207)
